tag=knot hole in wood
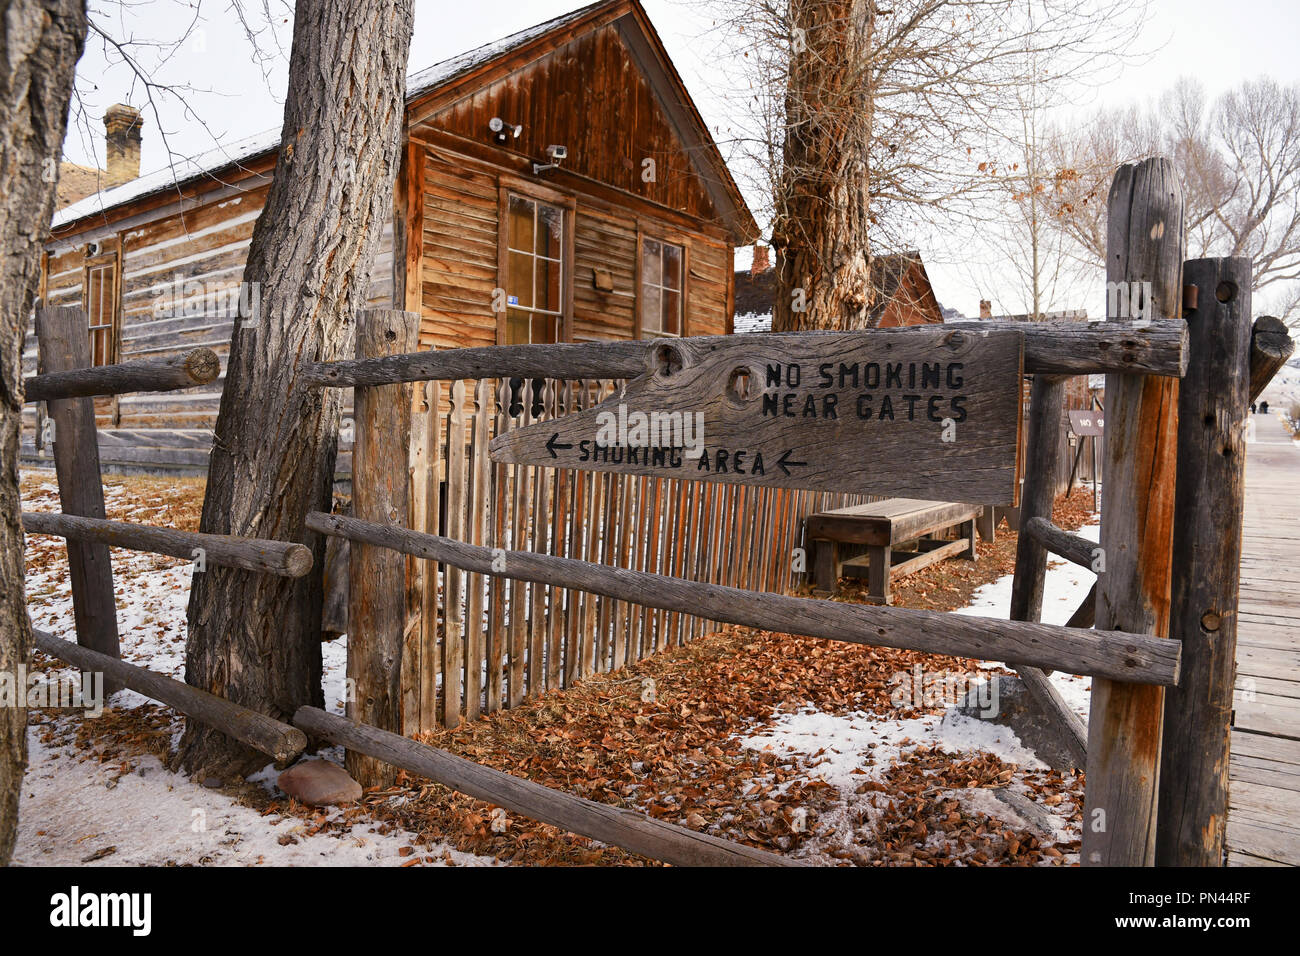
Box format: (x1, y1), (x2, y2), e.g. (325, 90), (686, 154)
(653, 342), (684, 378)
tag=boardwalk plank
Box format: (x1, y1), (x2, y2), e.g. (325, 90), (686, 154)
(1227, 415), (1300, 866)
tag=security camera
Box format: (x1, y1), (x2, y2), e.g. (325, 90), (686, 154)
(533, 144), (569, 176)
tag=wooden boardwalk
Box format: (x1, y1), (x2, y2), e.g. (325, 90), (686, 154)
(1228, 412), (1300, 866)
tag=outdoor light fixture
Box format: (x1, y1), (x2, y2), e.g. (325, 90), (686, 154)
(488, 116), (523, 145)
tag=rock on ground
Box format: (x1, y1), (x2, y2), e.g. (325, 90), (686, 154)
(277, 759), (363, 806)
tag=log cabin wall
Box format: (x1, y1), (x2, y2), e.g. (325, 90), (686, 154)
(24, 170), (393, 472)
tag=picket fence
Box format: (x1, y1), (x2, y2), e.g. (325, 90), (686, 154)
(395, 376), (880, 732)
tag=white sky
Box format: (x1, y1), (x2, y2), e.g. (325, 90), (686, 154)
(65, 0), (1300, 318)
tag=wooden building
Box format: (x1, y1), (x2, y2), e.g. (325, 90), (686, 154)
(732, 249), (946, 333)
(25, 0), (757, 472)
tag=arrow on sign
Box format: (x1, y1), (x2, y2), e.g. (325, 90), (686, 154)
(546, 433), (574, 459)
(777, 450), (808, 476)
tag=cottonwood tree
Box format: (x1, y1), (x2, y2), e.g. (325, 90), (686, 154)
(1044, 77), (1300, 320)
(177, 0), (413, 779)
(769, 0), (874, 331)
(0, 0), (87, 866)
(705, 0), (1150, 331)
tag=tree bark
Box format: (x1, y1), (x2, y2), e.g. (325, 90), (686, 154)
(177, 0), (413, 780)
(0, 0), (87, 867)
(771, 1), (874, 332)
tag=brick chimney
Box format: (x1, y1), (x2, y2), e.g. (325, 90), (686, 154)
(104, 104), (143, 188)
(979, 299), (992, 320)
(751, 244), (771, 276)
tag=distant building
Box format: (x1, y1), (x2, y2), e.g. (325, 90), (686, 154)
(976, 298), (1088, 323)
(733, 249), (945, 332)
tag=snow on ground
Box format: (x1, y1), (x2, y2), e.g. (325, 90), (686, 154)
(724, 517), (1101, 863)
(14, 725), (494, 867)
(17, 474), (499, 867)
(952, 520), (1099, 720)
(741, 706), (1046, 789)
(736, 702), (1080, 862)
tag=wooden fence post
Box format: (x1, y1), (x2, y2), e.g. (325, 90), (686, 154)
(35, 306), (121, 688)
(1083, 157), (1184, 866)
(347, 308), (419, 788)
(1008, 373), (1088, 766)
(1156, 257), (1253, 866)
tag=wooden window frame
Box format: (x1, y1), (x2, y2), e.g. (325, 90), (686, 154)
(635, 222), (691, 340)
(82, 246), (121, 368)
(496, 176), (576, 346)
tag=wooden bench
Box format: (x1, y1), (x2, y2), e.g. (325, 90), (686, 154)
(807, 498), (981, 604)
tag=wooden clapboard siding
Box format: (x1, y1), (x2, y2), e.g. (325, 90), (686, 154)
(414, 23), (718, 227)
(685, 238), (730, 337)
(420, 145), (499, 350)
(573, 208), (638, 342)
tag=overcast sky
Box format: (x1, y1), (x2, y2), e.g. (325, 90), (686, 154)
(65, 0), (1300, 318)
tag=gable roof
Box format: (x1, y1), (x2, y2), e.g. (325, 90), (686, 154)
(52, 0), (754, 240)
(733, 251), (944, 332)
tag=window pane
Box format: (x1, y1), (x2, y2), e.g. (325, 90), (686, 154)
(663, 243), (682, 291)
(86, 265), (113, 366)
(662, 289), (680, 336)
(536, 203), (563, 259)
(507, 251), (534, 309)
(507, 195), (534, 252)
(642, 239), (662, 286)
(506, 309), (531, 345)
(642, 283), (661, 333)
(531, 311), (556, 345)
(539, 256), (561, 314)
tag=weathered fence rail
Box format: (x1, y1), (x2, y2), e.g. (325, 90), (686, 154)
(307, 510), (1181, 685)
(301, 319), (1189, 387)
(23, 347), (220, 402)
(22, 511), (312, 577)
(293, 707), (799, 867)
(33, 630), (306, 762)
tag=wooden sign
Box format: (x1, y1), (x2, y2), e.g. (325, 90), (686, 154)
(490, 328), (1024, 504)
(1068, 409), (1105, 437)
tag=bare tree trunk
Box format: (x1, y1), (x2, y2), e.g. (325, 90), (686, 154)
(177, 0), (413, 780)
(771, 0), (873, 332)
(0, 0), (87, 866)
